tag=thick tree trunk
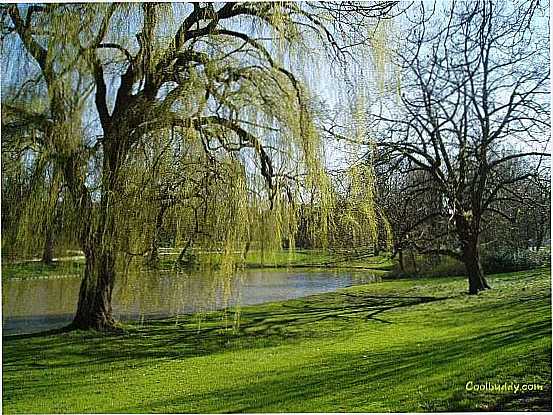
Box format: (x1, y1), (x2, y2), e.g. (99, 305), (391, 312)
(463, 248), (490, 295)
(71, 200), (119, 331)
(454, 213), (491, 295)
(460, 236), (490, 295)
(71, 247), (116, 330)
(71, 189), (118, 330)
(69, 134), (125, 331)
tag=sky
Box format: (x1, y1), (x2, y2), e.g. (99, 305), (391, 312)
(1, 1), (550, 177)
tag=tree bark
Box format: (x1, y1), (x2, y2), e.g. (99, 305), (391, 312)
(71, 186), (119, 330)
(462, 244), (490, 294)
(68, 134), (125, 331)
(410, 250), (419, 274)
(457, 221), (491, 295)
(398, 249), (405, 273)
(535, 221), (545, 251)
(71, 246), (116, 330)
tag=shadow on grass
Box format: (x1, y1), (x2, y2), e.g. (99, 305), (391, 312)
(2, 286), (551, 412)
(3, 291), (448, 370)
(112, 318), (551, 413)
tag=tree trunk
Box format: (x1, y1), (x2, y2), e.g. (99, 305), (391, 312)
(243, 240), (251, 261)
(69, 136), (124, 331)
(42, 179), (62, 265)
(71, 188), (119, 330)
(410, 250), (419, 274)
(148, 239), (159, 267)
(535, 223), (544, 251)
(454, 213), (491, 295)
(460, 236), (491, 295)
(463, 248), (490, 295)
(71, 246), (116, 330)
(398, 249), (405, 273)
(41, 225), (54, 265)
(178, 241), (190, 263)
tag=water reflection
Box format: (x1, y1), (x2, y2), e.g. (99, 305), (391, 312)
(2, 268), (382, 335)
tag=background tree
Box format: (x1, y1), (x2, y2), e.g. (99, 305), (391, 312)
(370, 0), (550, 293)
(374, 154), (445, 273)
(1, 86), (85, 264)
(479, 159), (551, 256)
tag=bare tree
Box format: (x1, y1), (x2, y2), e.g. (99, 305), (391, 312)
(374, 154), (446, 273)
(371, 0), (550, 293)
(480, 159), (550, 255)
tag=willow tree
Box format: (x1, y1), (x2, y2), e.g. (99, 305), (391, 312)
(0, 71), (87, 264)
(3, 2), (398, 330)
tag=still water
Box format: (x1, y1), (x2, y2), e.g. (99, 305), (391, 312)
(2, 268), (382, 335)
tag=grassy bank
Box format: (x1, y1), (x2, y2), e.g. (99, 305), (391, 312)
(3, 268), (551, 413)
(1, 260), (85, 280)
(159, 249), (395, 271)
(2, 250), (393, 281)
(241, 249), (394, 270)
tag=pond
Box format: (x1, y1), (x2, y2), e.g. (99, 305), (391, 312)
(2, 268), (383, 335)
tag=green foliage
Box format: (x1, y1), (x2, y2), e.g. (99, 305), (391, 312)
(482, 248), (551, 274)
(2, 3), (390, 273)
(3, 269), (550, 412)
(390, 248), (552, 279)
(389, 253), (466, 278)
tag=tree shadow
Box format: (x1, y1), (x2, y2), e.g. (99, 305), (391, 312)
(2, 291), (449, 372)
(3, 289), (550, 412)
(110, 317), (552, 413)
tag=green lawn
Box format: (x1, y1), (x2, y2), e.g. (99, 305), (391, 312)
(2, 268), (551, 413)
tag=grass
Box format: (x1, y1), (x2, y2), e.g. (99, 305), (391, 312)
(1, 260), (85, 280)
(2, 268), (551, 413)
(241, 249), (394, 269)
